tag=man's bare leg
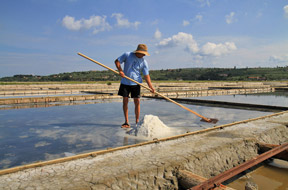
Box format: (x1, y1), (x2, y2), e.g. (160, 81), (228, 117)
(123, 97), (129, 125)
(134, 98), (140, 124)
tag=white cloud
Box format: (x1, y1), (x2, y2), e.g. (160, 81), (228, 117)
(157, 32), (237, 57)
(157, 32), (199, 53)
(284, 5), (288, 18)
(269, 55), (288, 63)
(197, 0), (212, 7)
(183, 20), (190, 26)
(195, 14), (203, 22)
(256, 11), (263, 18)
(62, 16), (81, 30)
(225, 12), (236, 24)
(111, 13), (140, 29)
(62, 13), (140, 34)
(183, 14), (202, 27)
(62, 15), (111, 34)
(154, 29), (162, 39)
(151, 19), (159, 25)
(201, 42), (237, 56)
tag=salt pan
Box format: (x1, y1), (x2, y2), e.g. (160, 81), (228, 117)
(128, 115), (174, 139)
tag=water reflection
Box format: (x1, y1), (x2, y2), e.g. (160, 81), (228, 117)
(192, 92), (288, 107)
(0, 93), (91, 99)
(0, 98), (123, 110)
(0, 93), (285, 169)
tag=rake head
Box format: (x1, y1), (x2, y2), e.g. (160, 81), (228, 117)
(200, 118), (219, 124)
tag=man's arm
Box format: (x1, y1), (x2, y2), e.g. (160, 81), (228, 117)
(115, 59), (125, 78)
(144, 75), (155, 93)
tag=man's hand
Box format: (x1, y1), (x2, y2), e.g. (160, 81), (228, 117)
(144, 75), (155, 94)
(119, 70), (125, 78)
(115, 59), (125, 78)
(150, 87), (155, 93)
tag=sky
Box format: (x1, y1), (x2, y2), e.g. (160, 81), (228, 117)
(0, 0), (288, 77)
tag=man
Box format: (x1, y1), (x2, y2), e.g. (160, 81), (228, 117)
(115, 44), (155, 128)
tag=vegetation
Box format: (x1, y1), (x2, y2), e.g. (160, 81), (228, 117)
(0, 66), (287, 82)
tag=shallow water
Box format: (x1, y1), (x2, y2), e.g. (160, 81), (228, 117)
(228, 160), (288, 190)
(0, 92), (286, 169)
(192, 92), (288, 107)
(0, 93), (90, 99)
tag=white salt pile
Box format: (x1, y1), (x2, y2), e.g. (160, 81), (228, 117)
(128, 115), (174, 139)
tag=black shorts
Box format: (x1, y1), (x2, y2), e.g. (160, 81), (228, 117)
(118, 84), (141, 98)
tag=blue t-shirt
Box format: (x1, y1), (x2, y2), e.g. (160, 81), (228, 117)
(117, 52), (149, 85)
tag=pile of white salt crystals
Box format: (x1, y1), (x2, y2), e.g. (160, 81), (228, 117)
(128, 115), (175, 139)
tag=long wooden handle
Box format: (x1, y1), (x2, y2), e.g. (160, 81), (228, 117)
(78, 52), (210, 121)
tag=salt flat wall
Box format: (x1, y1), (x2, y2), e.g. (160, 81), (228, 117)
(1, 81), (282, 96)
(0, 111), (287, 190)
(0, 87), (274, 106)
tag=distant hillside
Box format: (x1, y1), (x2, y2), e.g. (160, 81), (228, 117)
(0, 67), (287, 82)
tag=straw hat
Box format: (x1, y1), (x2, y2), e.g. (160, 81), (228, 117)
(134, 44), (150, 56)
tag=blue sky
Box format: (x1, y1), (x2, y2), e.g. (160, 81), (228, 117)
(0, 0), (288, 77)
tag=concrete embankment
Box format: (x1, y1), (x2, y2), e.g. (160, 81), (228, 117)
(0, 111), (287, 190)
